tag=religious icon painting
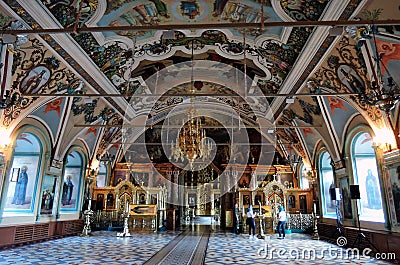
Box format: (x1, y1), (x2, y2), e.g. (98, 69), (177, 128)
(60, 168), (81, 211)
(388, 166), (400, 228)
(5, 156), (40, 211)
(337, 65), (365, 94)
(40, 175), (57, 215)
(20, 66), (51, 94)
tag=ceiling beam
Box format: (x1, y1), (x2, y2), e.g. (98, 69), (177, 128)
(74, 124), (321, 128)
(23, 92), (360, 97)
(3, 20), (400, 35)
(111, 142), (278, 145)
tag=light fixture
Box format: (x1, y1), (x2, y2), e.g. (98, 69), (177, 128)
(285, 144), (302, 171)
(170, 41), (212, 168)
(0, 20), (28, 110)
(170, 103), (212, 167)
(372, 128), (396, 153)
(353, 25), (400, 113)
(97, 151), (115, 164)
(286, 97), (295, 104)
(0, 127), (11, 159)
(302, 168), (315, 183)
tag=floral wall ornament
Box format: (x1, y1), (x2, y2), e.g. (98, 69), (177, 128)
(41, 0), (98, 28)
(310, 35), (385, 124)
(1, 38), (86, 126)
(278, 0), (330, 20)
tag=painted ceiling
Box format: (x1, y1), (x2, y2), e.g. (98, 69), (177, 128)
(0, 0), (399, 171)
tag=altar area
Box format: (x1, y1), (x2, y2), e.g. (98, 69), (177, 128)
(89, 162), (315, 233)
(226, 164), (315, 235)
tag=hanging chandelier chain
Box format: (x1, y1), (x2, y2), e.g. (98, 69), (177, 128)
(170, 39), (212, 168)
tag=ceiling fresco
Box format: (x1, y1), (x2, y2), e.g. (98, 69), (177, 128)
(322, 96), (359, 148)
(26, 0), (341, 113)
(97, 0), (284, 39)
(41, 0), (331, 40)
(308, 33), (385, 127)
(31, 98), (67, 142)
(0, 0), (399, 172)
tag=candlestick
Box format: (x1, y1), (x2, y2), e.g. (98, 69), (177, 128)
(88, 198), (92, 210)
(126, 201), (129, 213)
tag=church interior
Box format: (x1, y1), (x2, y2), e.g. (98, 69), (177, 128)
(0, 0), (400, 264)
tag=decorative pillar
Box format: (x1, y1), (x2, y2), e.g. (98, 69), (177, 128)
(250, 171), (256, 204)
(0, 129), (12, 204)
(171, 169), (179, 206)
(166, 170), (172, 206)
(382, 150), (400, 232)
(232, 169), (238, 204)
(86, 160), (99, 211)
(0, 151), (7, 207)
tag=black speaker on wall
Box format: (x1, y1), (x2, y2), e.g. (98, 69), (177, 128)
(329, 187), (342, 201)
(350, 185), (360, 199)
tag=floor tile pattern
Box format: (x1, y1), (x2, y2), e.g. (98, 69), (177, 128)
(0, 230), (181, 265)
(0, 227), (396, 265)
(205, 232), (395, 264)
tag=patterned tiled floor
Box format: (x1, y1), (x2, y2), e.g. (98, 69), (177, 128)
(205, 232), (395, 264)
(0, 230), (182, 265)
(0, 227), (396, 265)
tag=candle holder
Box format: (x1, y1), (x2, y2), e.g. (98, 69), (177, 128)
(117, 212), (132, 237)
(81, 209), (94, 236)
(312, 210), (319, 240)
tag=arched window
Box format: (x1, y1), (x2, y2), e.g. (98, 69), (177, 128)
(96, 163), (107, 187)
(351, 132), (384, 222)
(60, 151), (84, 212)
(299, 163), (310, 189)
(4, 132), (42, 213)
(319, 151), (335, 218)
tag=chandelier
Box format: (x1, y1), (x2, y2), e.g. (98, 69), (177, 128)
(170, 97), (213, 168)
(348, 25), (400, 112)
(97, 151), (115, 164)
(0, 20), (28, 109)
(286, 152), (302, 172)
(171, 112), (211, 163)
(359, 69), (400, 113)
(170, 41), (212, 168)
(302, 168), (315, 183)
(278, 138), (302, 171)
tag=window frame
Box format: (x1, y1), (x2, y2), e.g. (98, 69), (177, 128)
(318, 151), (336, 219)
(2, 132), (44, 215)
(350, 131), (384, 223)
(60, 150), (85, 213)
